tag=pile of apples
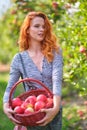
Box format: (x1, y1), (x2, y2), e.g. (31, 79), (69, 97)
(12, 94), (53, 114)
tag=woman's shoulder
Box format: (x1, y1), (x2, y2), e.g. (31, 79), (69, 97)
(54, 46), (62, 56)
(13, 51), (27, 59)
(52, 47), (63, 66)
(11, 51), (27, 63)
(10, 51), (28, 67)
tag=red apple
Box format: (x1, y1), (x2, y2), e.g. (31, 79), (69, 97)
(52, 2), (58, 9)
(21, 102), (27, 109)
(37, 94), (47, 103)
(25, 95), (36, 107)
(46, 98), (53, 108)
(21, 102), (33, 109)
(14, 106), (24, 114)
(61, 100), (66, 106)
(84, 101), (87, 105)
(77, 110), (84, 117)
(24, 107), (34, 114)
(34, 101), (45, 111)
(79, 46), (86, 53)
(12, 97), (22, 108)
(11, 10), (17, 15)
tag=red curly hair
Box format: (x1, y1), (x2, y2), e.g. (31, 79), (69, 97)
(18, 11), (60, 62)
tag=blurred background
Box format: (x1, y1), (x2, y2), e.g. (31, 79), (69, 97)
(0, 0), (87, 129)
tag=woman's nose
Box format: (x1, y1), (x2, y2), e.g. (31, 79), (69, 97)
(40, 26), (45, 31)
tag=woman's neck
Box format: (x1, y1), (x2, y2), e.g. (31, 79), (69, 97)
(29, 40), (42, 53)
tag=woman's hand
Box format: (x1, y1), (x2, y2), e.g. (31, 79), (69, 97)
(3, 102), (21, 125)
(36, 107), (59, 126)
(37, 95), (61, 126)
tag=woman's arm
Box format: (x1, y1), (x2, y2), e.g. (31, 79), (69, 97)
(3, 53), (21, 103)
(3, 102), (21, 124)
(52, 48), (63, 112)
(52, 48), (63, 97)
(53, 94), (61, 114)
(3, 54), (21, 124)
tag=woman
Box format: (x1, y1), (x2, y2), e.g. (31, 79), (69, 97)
(3, 11), (63, 130)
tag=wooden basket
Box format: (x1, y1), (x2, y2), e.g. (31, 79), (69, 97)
(9, 78), (53, 126)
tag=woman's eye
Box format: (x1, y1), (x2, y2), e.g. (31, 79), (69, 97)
(34, 25), (39, 27)
(34, 25), (45, 29)
(42, 26), (45, 29)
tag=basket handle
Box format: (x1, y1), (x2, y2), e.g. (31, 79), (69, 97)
(9, 78), (53, 106)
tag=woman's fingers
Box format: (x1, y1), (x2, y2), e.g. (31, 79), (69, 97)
(36, 116), (46, 124)
(7, 108), (15, 114)
(9, 115), (22, 125)
(38, 121), (47, 126)
(3, 103), (22, 125)
(7, 108), (22, 125)
(4, 107), (15, 116)
(36, 109), (47, 123)
(36, 108), (55, 126)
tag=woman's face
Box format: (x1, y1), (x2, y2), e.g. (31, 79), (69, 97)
(28, 16), (45, 42)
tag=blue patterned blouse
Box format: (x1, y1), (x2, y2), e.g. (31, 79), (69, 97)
(3, 49), (63, 103)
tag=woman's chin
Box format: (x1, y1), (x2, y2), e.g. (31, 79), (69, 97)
(36, 38), (44, 42)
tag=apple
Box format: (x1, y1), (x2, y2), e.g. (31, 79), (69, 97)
(65, 3), (71, 9)
(37, 94), (47, 103)
(25, 95), (36, 107)
(52, 2), (58, 9)
(14, 106), (24, 114)
(46, 98), (53, 108)
(21, 101), (26, 109)
(12, 97), (22, 108)
(21, 102), (33, 109)
(11, 10), (17, 15)
(61, 100), (66, 106)
(77, 110), (84, 117)
(24, 107), (34, 114)
(84, 101), (87, 105)
(79, 46), (86, 53)
(34, 101), (45, 111)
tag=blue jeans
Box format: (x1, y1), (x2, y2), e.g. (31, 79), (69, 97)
(27, 107), (62, 130)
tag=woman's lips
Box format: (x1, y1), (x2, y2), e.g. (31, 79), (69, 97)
(38, 33), (44, 37)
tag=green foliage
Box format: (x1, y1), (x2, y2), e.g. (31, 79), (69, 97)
(56, 1), (87, 97)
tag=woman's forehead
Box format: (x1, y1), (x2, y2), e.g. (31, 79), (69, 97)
(30, 16), (45, 25)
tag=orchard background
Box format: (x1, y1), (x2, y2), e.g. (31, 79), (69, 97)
(0, 0), (87, 129)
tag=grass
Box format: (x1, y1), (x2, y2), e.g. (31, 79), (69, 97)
(0, 72), (14, 130)
(62, 97), (87, 130)
(0, 71), (9, 81)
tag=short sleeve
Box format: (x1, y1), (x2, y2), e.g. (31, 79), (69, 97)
(52, 48), (63, 96)
(3, 53), (21, 103)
